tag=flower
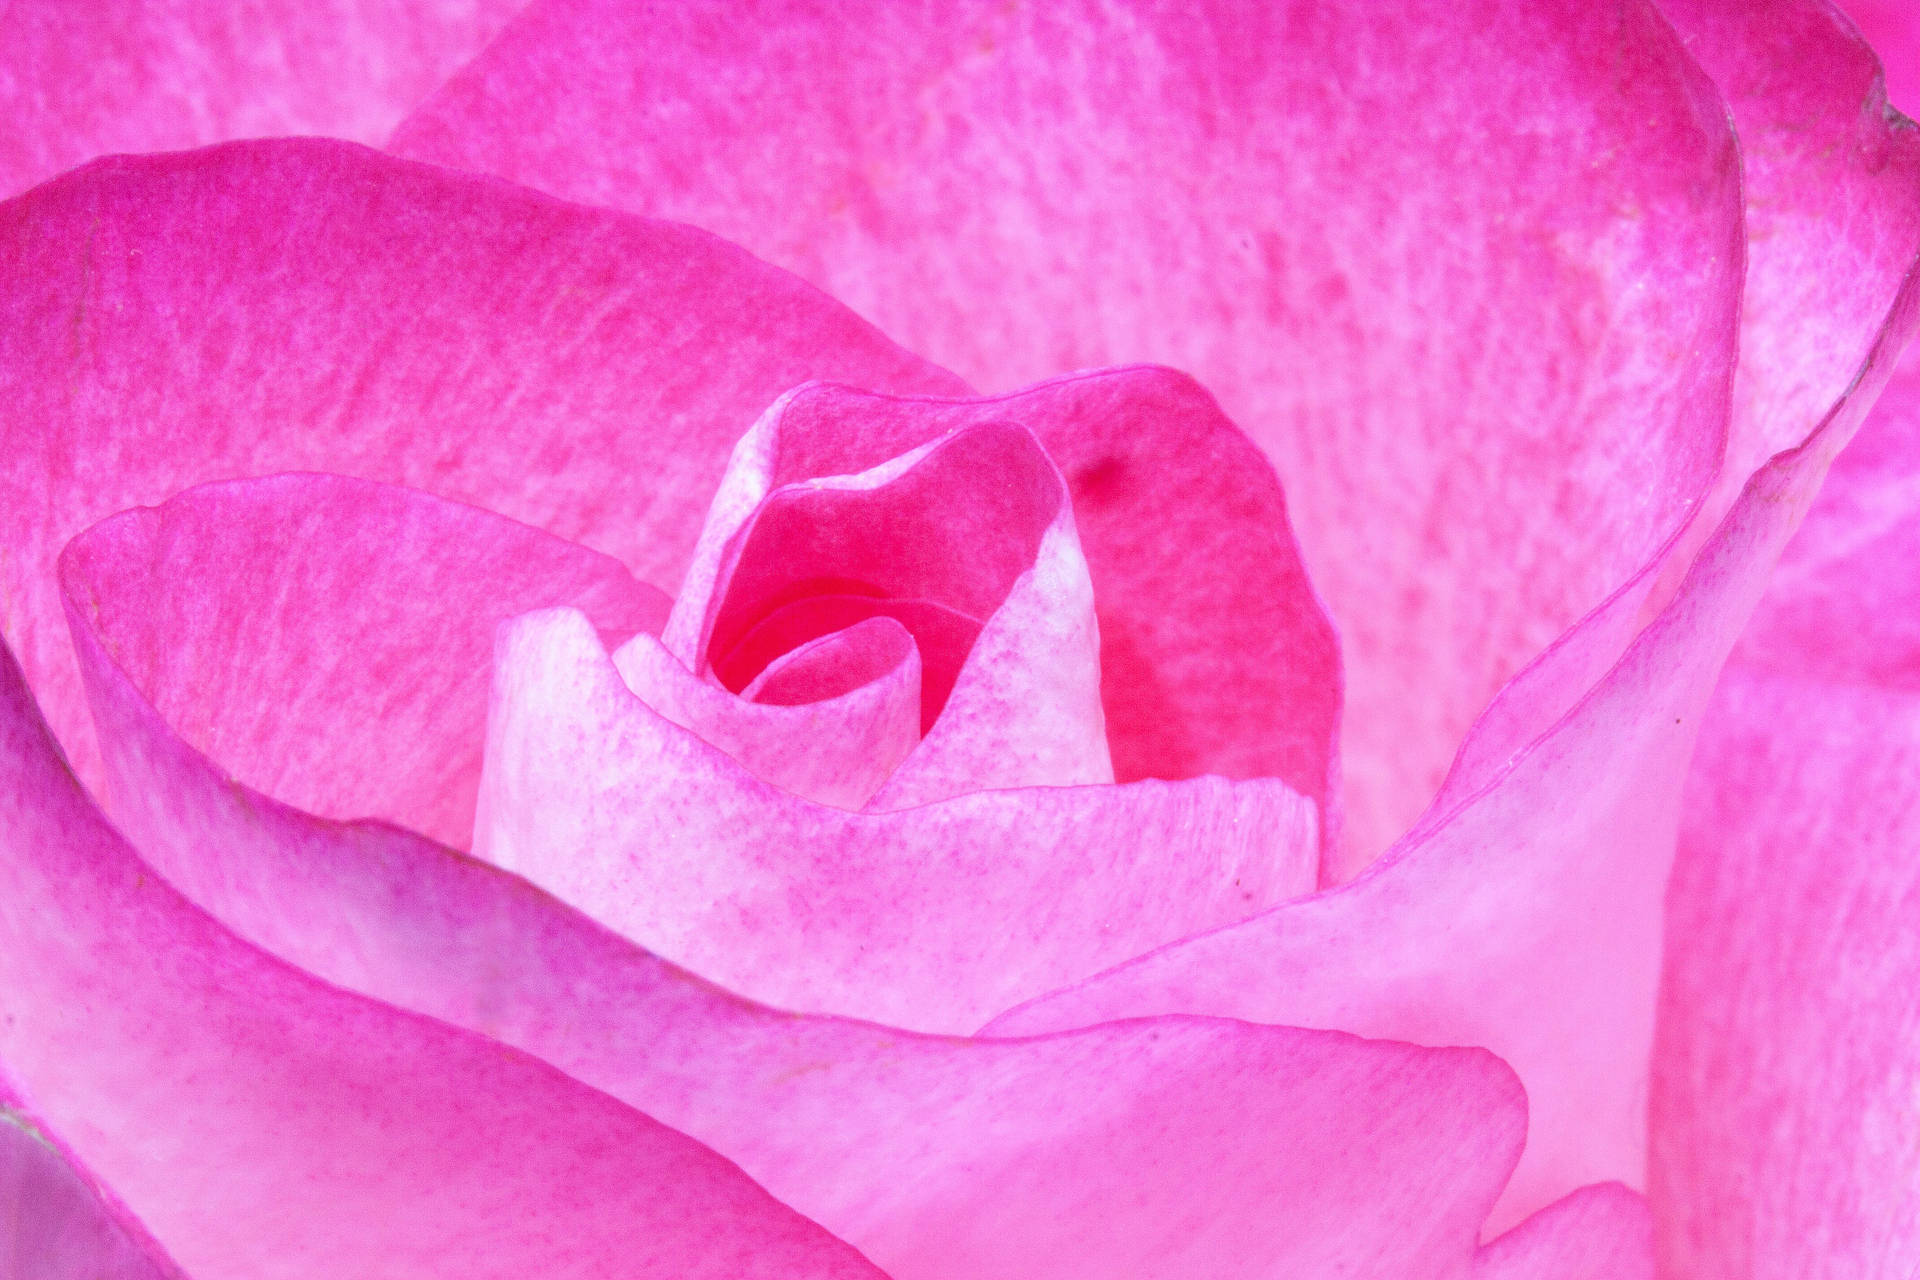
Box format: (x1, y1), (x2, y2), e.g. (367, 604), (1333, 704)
(1, 2), (1917, 1277)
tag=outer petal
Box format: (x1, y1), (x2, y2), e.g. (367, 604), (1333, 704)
(0, 1110), (178, 1280)
(661, 370), (1341, 837)
(988, 277), (1920, 1228)
(1472, 1184), (1655, 1280)
(482, 607), (1315, 1032)
(0, 138), (963, 793)
(59, 472), (667, 851)
(391, 0), (1742, 863)
(0, 644), (885, 1279)
(0, 0), (526, 197)
(1654, 0), (1920, 522)
(1648, 345), (1920, 1278)
(65, 520), (1538, 1277)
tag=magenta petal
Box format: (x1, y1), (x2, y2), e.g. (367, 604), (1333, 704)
(482, 607), (1317, 1031)
(1840, 0), (1920, 113)
(0, 0), (524, 197)
(987, 284), (1920, 1228)
(69, 591), (1533, 1279)
(59, 472), (667, 851)
(0, 645), (885, 1278)
(0, 1110), (178, 1280)
(391, 0), (1741, 862)
(666, 369), (1341, 830)
(1472, 1184), (1654, 1280)
(1657, 0), (1920, 487)
(1649, 347), (1920, 1277)
(0, 138), (962, 795)
(613, 624), (921, 808)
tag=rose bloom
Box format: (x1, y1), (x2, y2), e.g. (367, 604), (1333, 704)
(1, 1), (1918, 1276)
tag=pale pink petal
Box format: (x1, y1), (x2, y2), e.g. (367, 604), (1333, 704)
(59, 472), (667, 851)
(1840, 0), (1920, 113)
(69, 581), (1531, 1280)
(1650, 0), (1920, 551)
(391, 0), (1742, 864)
(663, 370), (1341, 836)
(1648, 344), (1920, 1278)
(0, 1110), (178, 1280)
(0, 0), (526, 197)
(0, 138), (962, 796)
(671, 417), (1112, 800)
(0, 644), (885, 1279)
(987, 282), (1920, 1229)
(1472, 1184), (1654, 1280)
(614, 623), (920, 809)
(481, 607), (1316, 1032)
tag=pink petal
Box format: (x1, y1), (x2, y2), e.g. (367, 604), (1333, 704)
(0, 138), (962, 798)
(0, 1110), (178, 1280)
(1839, 0), (1920, 114)
(986, 283), (1920, 1229)
(481, 606), (1316, 1032)
(67, 569), (1536, 1280)
(667, 411), (1111, 805)
(391, 0), (1742, 865)
(664, 370), (1341, 837)
(59, 472), (667, 851)
(615, 622), (921, 809)
(0, 0), (525, 197)
(1472, 1184), (1654, 1280)
(1651, 0), (1920, 547)
(0, 645), (886, 1278)
(1648, 345), (1920, 1276)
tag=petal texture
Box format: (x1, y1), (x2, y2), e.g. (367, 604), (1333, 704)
(0, 0), (525, 197)
(481, 606), (1316, 1032)
(60, 472), (667, 851)
(0, 137), (962, 794)
(989, 277), (1920, 1229)
(0, 1110), (177, 1280)
(0, 642), (887, 1280)
(1649, 343), (1920, 1278)
(392, 0), (1743, 863)
(1655, 0), (1920, 520)
(65, 512), (1538, 1277)
(615, 623), (921, 809)
(1840, 0), (1920, 113)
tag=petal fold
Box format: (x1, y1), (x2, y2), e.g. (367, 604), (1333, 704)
(480, 606), (1315, 1031)
(1649, 343), (1920, 1278)
(0, 1109), (177, 1280)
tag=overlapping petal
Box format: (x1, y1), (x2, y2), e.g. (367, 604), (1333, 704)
(0, 643), (886, 1280)
(657, 370), (1342, 837)
(0, 1110), (175, 1280)
(0, 138), (964, 795)
(1842, 0), (1920, 113)
(56, 480), (1559, 1277)
(988, 275), (1920, 1230)
(1649, 345), (1920, 1278)
(1653, 0), (1920, 535)
(0, 0), (526, 197)
(391, 0), (1744, 865)
(1472, 1184), (1654, 1280)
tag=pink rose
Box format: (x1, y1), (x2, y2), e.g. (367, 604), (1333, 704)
(2, 1), (1917, 1276)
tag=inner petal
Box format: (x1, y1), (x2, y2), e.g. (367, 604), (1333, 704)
(700, 420), (1061, 728)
